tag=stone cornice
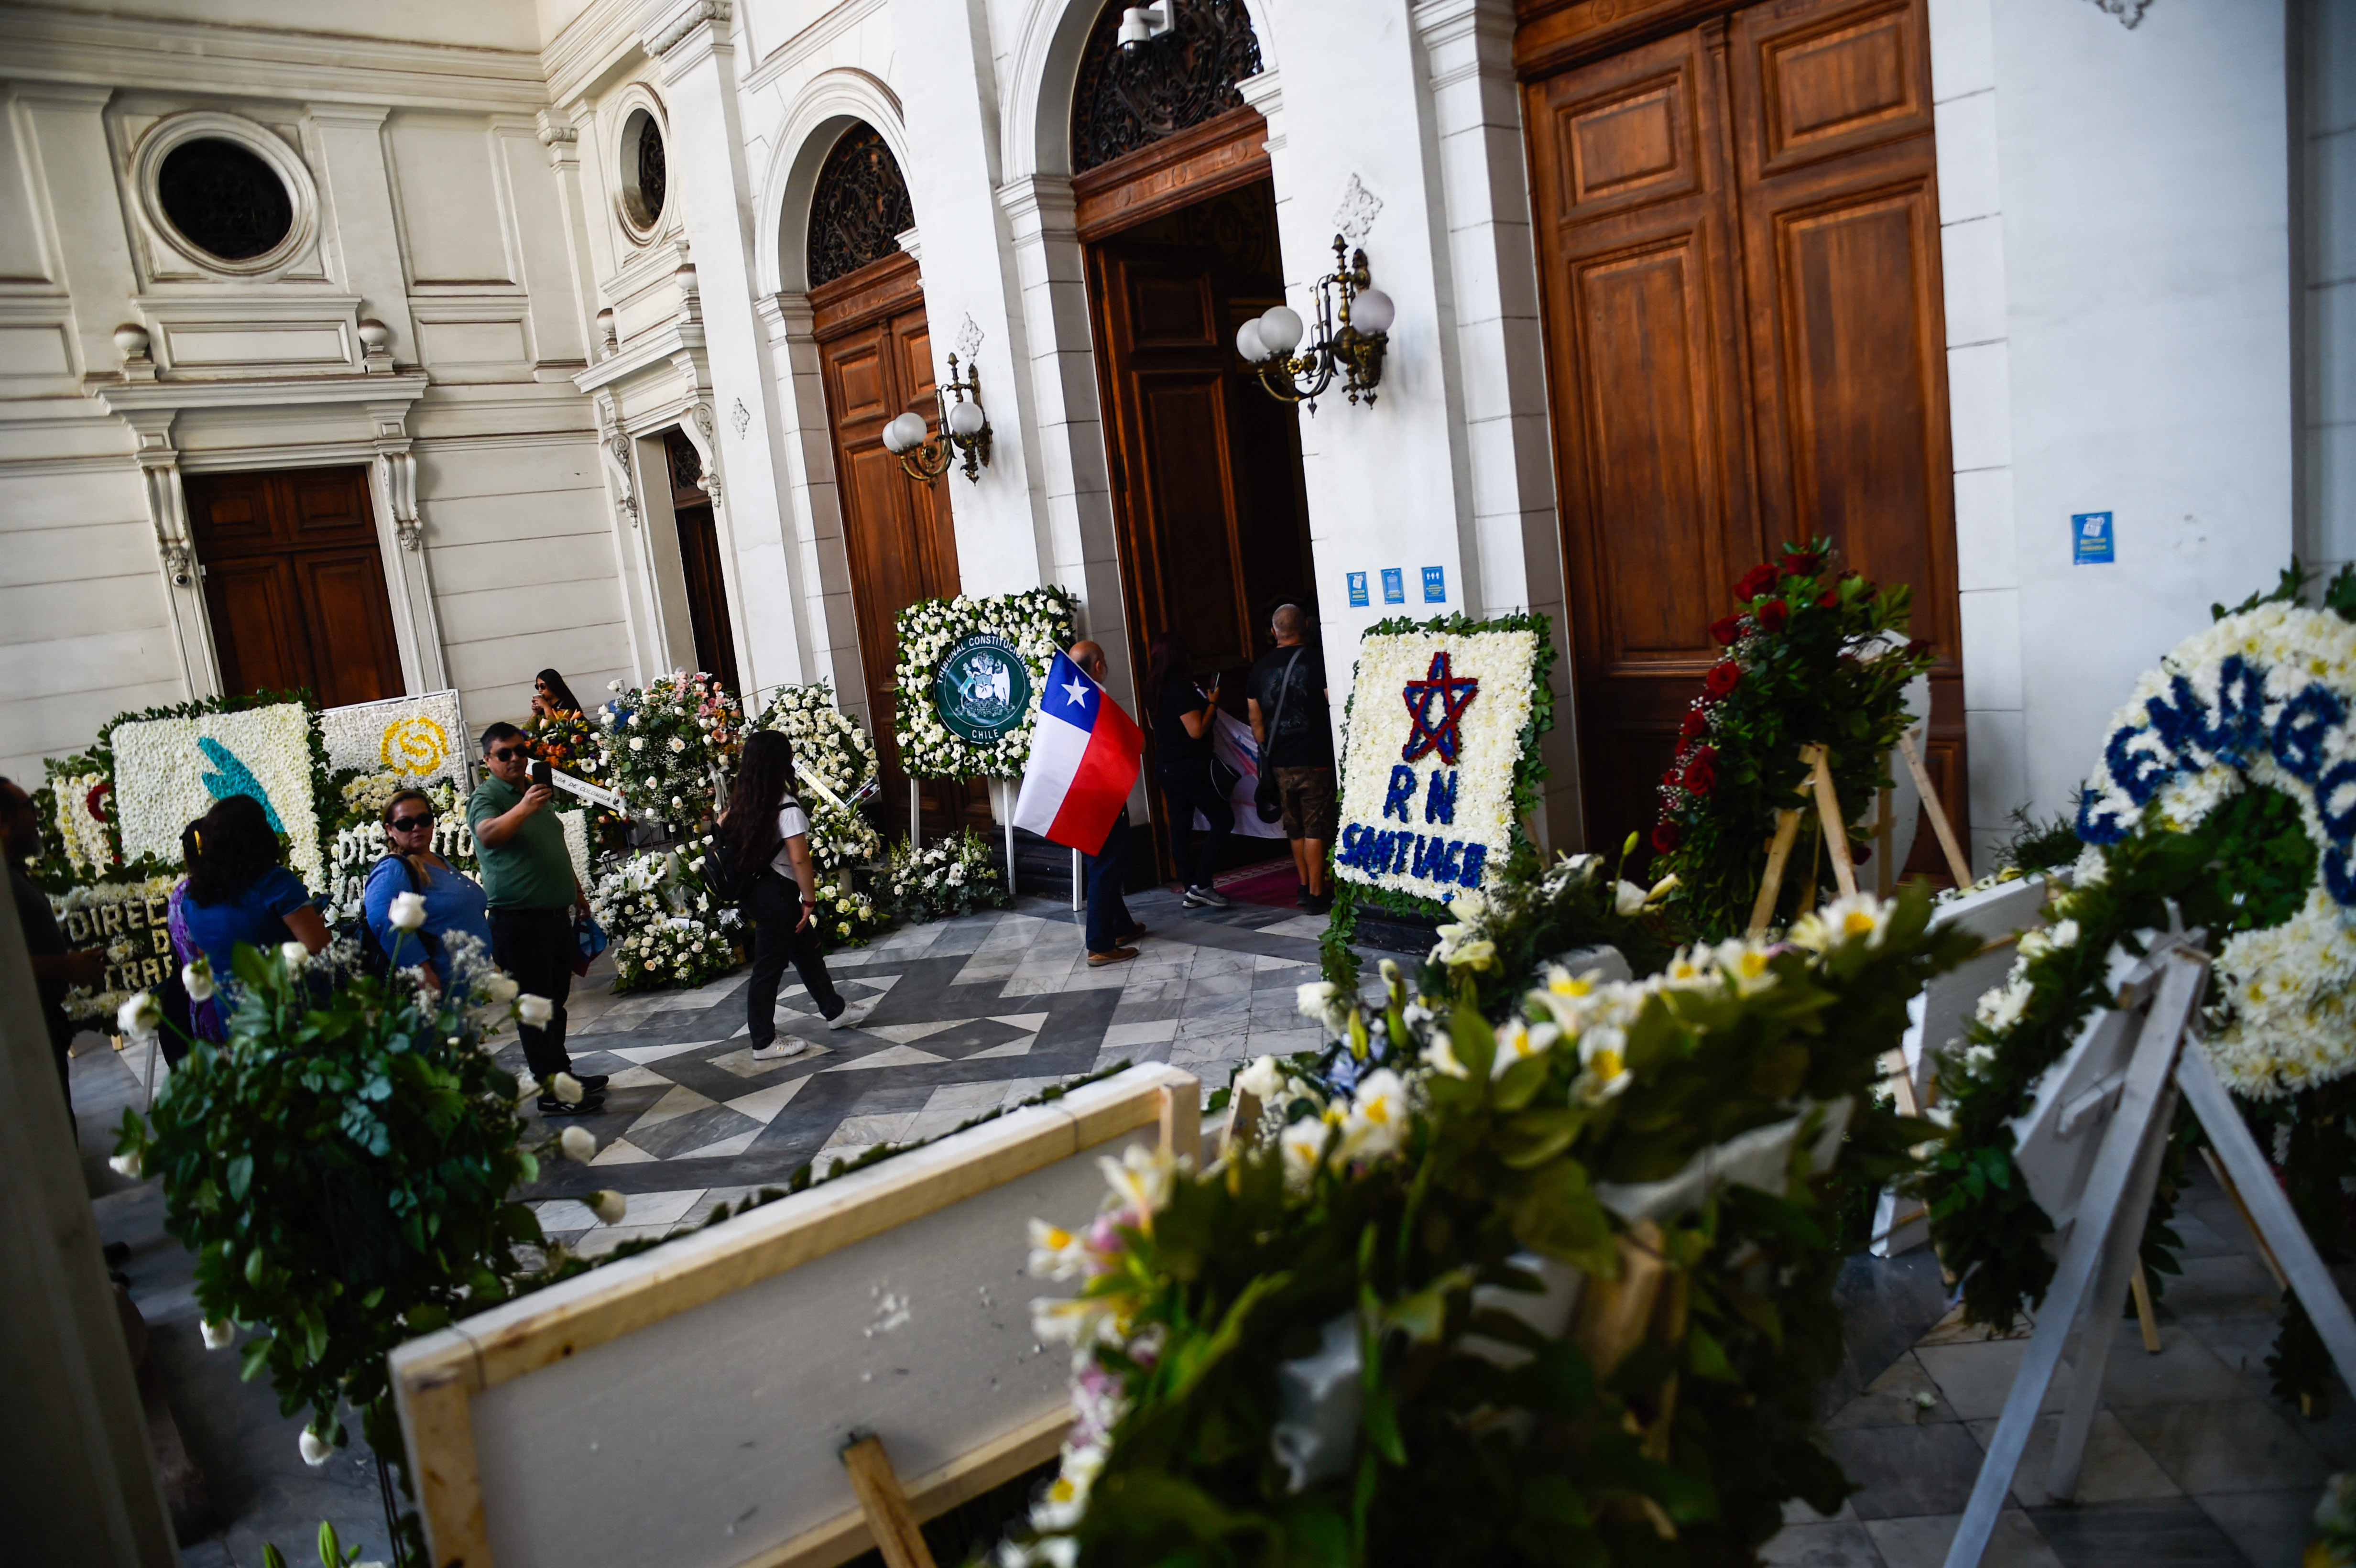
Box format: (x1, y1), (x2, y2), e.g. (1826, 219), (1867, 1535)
(639, 0), (733, 62)
(0, 4), (548, 112)
(96, 370), (430, 419)
(542, 0), (646, 108)
(738, 0), (886, 97)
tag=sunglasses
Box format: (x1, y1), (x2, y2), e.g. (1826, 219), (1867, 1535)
(388, 814), (434, 832)
(489, 745), (528, 762)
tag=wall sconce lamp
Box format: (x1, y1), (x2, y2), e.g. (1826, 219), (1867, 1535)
(881, 352), (992, 485)
(1117, 2), (1174, 51)
(1235, 235), (1394, 412)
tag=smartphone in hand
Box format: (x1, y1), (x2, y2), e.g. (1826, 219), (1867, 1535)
(532, 758), (553, 790)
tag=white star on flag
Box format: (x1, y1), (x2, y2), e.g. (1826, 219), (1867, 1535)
(1063, 676), (1089, 708)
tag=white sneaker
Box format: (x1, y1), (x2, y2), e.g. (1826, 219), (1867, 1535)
(826, 1001), (865, 1032)
(1182, 884), (1232, 909)
(751, 1039), (812, 1062)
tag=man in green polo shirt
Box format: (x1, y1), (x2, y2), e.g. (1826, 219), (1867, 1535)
(469, 722), (605, 1117)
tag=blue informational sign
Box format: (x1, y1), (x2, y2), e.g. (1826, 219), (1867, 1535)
(2072, 512), (2115, 565)
(1381, 567), (1406, 604)
(1346, 570), (1369, 608)
(1422, 565), (1446, 603)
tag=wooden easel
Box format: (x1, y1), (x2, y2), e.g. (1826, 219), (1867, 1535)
(1746, 728), (1974, 937)
(1942, 939), (2356, 1567)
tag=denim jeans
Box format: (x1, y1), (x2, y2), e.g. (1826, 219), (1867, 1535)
(1085, 811), (1135, 954)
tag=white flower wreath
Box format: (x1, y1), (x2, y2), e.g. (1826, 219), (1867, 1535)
(2071, 599), (2356, 1097)
(111, 703), (324, 887)
(753, 681), (883, 871)
(892, 587), (1077, 780)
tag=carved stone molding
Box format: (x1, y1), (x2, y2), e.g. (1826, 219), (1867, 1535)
(640, 0), (732, 60)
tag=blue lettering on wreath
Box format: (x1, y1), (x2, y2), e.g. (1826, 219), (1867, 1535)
(1383, 765), (1417, 823)
(2214, 655), (2268, 759)
(2272, 686), (2345, 784)
(1424, 769), (1459, 826)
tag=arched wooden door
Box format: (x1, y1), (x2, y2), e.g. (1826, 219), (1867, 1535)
(807, 124), (984, 838)
(1521, 0), (1967, 876)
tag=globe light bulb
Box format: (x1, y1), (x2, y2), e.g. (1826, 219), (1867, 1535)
(883, 412), (929, 454)
(1235, 318), (1268, 362)
(947, 399), (986, 438)
(1351, 287), (1395, 336)
(1256, 306), (1305, 355)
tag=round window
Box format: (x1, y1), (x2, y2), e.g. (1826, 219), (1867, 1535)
(620, 109), (668, 236)
(156, 138), (294, 262)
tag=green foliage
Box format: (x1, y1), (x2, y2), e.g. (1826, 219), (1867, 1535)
(1414, 850), (1681, 1022)
(116, 942), (542, 1501)
(1028, 886), (1974, 1567)
(1992, 807), (2082, 876)
(887, 827), (1012, 923)
(259, 1519), (371, 1568)
(1650, 541), (1935, 940)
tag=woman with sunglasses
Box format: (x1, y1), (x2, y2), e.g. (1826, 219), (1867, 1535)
(361, 789), (492, 995)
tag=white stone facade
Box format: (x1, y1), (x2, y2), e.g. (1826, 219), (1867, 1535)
(0, 0), (2339, 873)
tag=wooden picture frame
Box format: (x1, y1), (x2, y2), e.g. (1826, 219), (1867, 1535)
(390, 1063), (1202, 1568)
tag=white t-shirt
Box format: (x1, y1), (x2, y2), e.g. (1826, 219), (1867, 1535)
(769, 800), (811, 881)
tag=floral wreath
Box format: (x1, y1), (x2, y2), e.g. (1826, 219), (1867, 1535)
(753, 681), (883, 872)
(1649, 540), (1933, 940)
(1924, 568), (2356, 1388)
(892, 587), (1077, 781)
(597, 671), (742, 836)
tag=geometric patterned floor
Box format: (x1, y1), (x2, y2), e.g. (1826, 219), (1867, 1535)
(511, 888), (1329, 1256)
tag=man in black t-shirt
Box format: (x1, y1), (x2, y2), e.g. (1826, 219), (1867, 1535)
(2, 776), (105, 1117)
(1246, 605), (1337, 915)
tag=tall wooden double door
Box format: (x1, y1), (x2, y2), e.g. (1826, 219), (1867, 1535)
(183, 466), (405, 708)
(1524, 0), (1966, 872)
(812, 251), (986, 836)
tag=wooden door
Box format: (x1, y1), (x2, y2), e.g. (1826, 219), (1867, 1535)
(184, 466), (404, 708)
(660, 431), (742, 697)
(1525, 0), (1964, 875)
(812, 251), (981, 837)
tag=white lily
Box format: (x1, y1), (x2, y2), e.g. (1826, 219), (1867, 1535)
(589, 1189), (628, 1225)
(518, 994), (554, 1027)
(201, 1318), (235, 1350)
(483, 973), (519, 1005)
(280, 940), (309, 970)
(117, 990), (162, 1040)
(1026, 1218), (1089, 1280)
(299, 1428), (334, 1466)
(1338, 1069), (1410, 1162)
(389, 891), (427, 931)
(1235, 1055), (1286, 1101)
(181, 958), (216, 1003)
(109, 1149), (143, 1180)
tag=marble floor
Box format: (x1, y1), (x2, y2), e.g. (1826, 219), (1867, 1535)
(514, 889), (1329, 1255)
(1765, 1169), (2351, 1568)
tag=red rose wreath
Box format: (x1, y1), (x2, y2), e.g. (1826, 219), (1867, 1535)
(1649, 539), (1934, 938)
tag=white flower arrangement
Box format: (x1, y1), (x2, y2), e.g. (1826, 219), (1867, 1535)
(317, 689), (466, 788)
(2029, 600), (2356, 1098)
(321, 781), (475, 925)
(111, 702), (325, 888)
(47, 874), (183, 1024)
(753, 681), (884, 871)
(886, 828), (1009, 923)
(48, 770), (115, 877)
(589, 848), (743, 992)
(1332, 626), (1541, 903)
(605, 671), (742, 832)
(892, 587), (1078, 780)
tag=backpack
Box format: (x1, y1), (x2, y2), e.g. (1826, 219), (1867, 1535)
(705, 796), (800, 907)
(357, 855), (444, 979)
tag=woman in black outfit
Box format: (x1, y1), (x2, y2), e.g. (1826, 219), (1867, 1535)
(719, 730), (852, 1060)
(1147, 631), (1234, 909)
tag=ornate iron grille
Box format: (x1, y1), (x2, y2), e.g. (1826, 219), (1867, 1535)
(806, 125), (915, 288)
(1070, 0), (1262, 174)
(637, 120), (668, 225)
(666, 428), (703, 495)
(157, 138), (294, 261)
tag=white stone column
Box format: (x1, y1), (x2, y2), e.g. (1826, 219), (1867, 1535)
(364, 398), (452, 693)
(641, 0), (815, 705)
(1410, 0), (1577, 850)
(889, 0), (1057, 607)
(754, 290), (867, 720)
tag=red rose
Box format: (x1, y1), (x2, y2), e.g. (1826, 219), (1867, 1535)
(1734, 564), (1779, 601)
(1682, 750), (1717, 795)
(1704, 660), (1742, 698)
(1679, 707), (1709, 740)
(1757, 599), (1789, 633)
(1652, 821), (1683, 852)
(1709, 613), (1744, 647)
(1785, 550), (1824, 578)
(1818, 588), (1841, 608)
(1661, 769), (1683, 792)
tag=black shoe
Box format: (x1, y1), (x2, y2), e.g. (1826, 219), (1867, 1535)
(103, 1241), (131, 1267)
(1297, 882), (1311, 907)
(570, 1073), (610, 1094)
(1305, 891), (1334, 915)
(538, 1093), (605, 1117)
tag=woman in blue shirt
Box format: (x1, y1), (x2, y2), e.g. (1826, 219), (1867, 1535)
(168, 794), (329, 1038)
(362, 789), (493, 994)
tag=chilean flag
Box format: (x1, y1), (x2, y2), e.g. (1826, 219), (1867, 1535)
(1013, 648), (1144, 856)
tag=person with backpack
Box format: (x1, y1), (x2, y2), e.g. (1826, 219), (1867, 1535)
(360, 789), (491, 995)
(716, 729), (856, 1059)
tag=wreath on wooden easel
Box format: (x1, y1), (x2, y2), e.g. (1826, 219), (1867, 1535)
(1648, 541), (1943, 939)
(1923, 565), (2356, 1406)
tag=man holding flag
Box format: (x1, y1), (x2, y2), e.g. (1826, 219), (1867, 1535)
(1013, 640), (1147, 967)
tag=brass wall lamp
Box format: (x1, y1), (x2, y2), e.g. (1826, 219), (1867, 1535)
(1235, 235), (1395, 412)
(882, 352), (993, 484)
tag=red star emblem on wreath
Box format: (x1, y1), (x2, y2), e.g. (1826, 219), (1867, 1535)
(1400, 650), (1480, 764)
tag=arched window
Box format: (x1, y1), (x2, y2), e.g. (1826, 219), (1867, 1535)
(1069, 0), (1262, 174)
(805, 124), (916, 288)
